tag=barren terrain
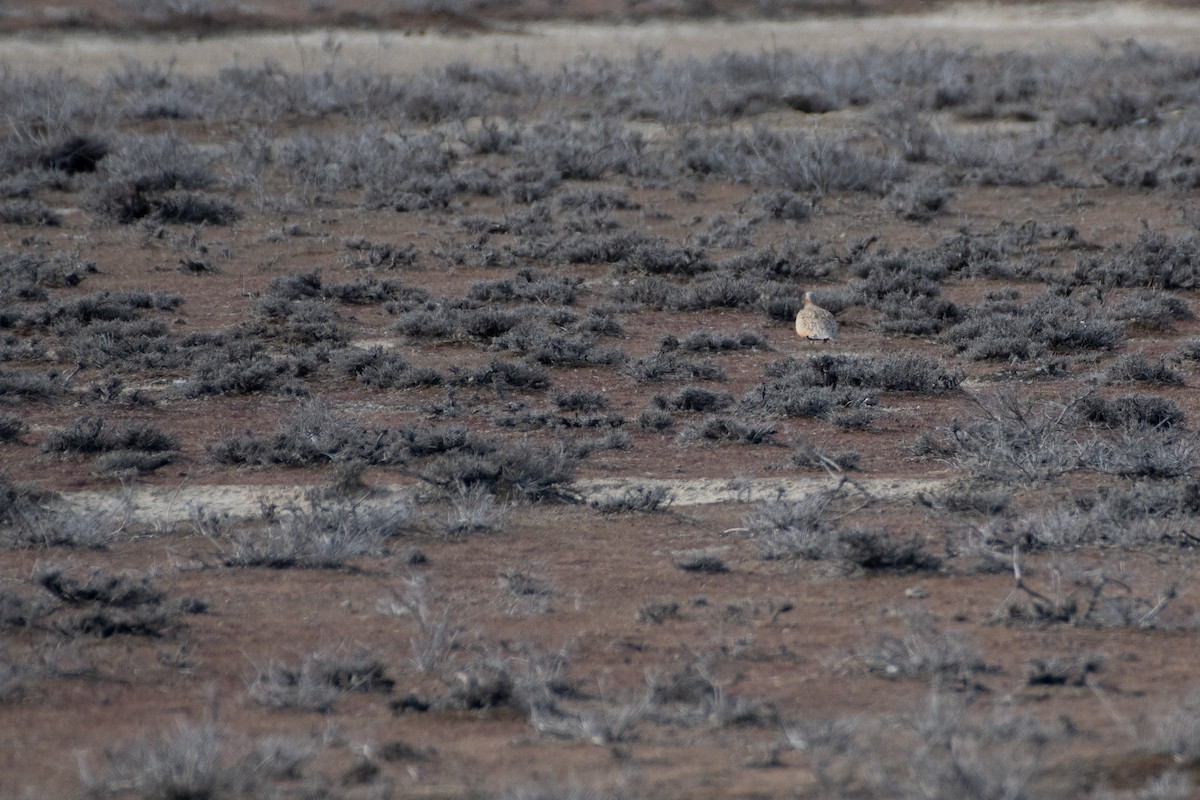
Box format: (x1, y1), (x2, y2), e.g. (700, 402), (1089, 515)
(3, 2), (1200, 798)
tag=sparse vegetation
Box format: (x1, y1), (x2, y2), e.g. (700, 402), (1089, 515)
(591, 484), (674, 513)
(923, 388), (1085, 483)
(853, 616), (988, 686)
(997, 552), (1183, 629)
(7, 17), (1200, 800)
(678, 414), (779, 446)
(203, 494), (416, 569)
(248, 647), (392, 712)
(940, 291), (1125, 361)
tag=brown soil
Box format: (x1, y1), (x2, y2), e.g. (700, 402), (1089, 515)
(3, 3), (1200, 799)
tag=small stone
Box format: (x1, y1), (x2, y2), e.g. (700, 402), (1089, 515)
(905, 586), (929, 599)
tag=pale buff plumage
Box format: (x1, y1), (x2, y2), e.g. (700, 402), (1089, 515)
(795, 291), (837, 341)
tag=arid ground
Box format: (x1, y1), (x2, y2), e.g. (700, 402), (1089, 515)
(3, 1), (1200, 798)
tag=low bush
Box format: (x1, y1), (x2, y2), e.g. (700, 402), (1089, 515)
(343, 238), (421, 270)
(448, 358), (550, 392)
(0, 250), (95, 299)
(740, 382), (874, 421)
(682, 127), (906, 195)
(1177, 337), (1200, 362)
(744, 493), (836, 561)
(390, 424), (478, 459)
(496, 323), (625, 367)
(940, 291), (1124, 361)
(855, 619), (985, 684)
(1023, 654), (1103, 687)
(499, 567), (555, 600)
(246, 658), (344, 713)
(35, 564), (205, 638)
(85, 182), (238, 226)
(32, 289), (181, 327)
(393, 307), (458, 339)
(0, 413), (26, 442)
(790, 442), (860, 472)
(184, 350), (306, 397)
(151, 190), (240, 225)
(213, 496), (415, 569)
(42, 416), (178, 456)
(1105, 352), (1185, 386)
(998, 554), (1181, 629)
(854, 250), (947, 299)
(982, 486), (1198, 550)
(674, 329), (769, 353)
(1, 485), (128, 550)
(248, 647), (392, 712)
(759, 190), (812, 220)
(330, 346), (442, 389)
(323, 276), (407, 304)
(59, 318), (178, 371)
(458, 307), (525, 340)
(84, 722), (250, 799)
(467, 269), (580, 305)
(1071, 230), (1200, 291)
(636, 407), (675, 431)
(1084, 427), (1196, 479)
(929, 389), (1083, 483)
(753, 497), (940, 574)
(83, 721), (319, 799)
(207, 400), (377, 467)
(622, 352), (725, 383)
(418, 439), (581, 502)
(251, 296), (345, 346)
(827, 527), (942, 574)
(377, 576), (462, 673)
(1076, 393), (1184, 429)
(91, 449), (177, 477)
(590, 484), (675, 514)
(885, 178), (953, 222)
(678, 415), (778, 445)
(36, 133), (108, 174)
(876, 294), (963, 336)
(552, 388), (607, 413)
(1109, 289), (1193, 330)
(829, 405), (878, 431)
(665, 275), (760, 311)
(0, 199), (61, 226)
(0, 370), (63, 402)
(675, 552), (729, 573)
(516, 115), (653, 181)
(657, 385), (734, 413)
(1154, 693), (1200, 766)
(438, 483), (511, 536)
(759, 353), (962, 394)
(555, 186), (639, 212)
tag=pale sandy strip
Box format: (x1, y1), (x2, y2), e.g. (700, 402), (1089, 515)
(2, 4), (1199, 77)
(49, 474), (949, 527)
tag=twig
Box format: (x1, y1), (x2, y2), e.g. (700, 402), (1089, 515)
(1011, 545), (1059, 609)
(60, 363), (82, 386)
(1086, 676), (1139, 740)
(1137, 585), (1177, 628)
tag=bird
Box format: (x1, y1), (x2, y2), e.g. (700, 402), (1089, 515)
(795, 291), (837, 341)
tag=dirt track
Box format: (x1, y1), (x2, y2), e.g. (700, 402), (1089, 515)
(54, 474), (949, 527)
(4, 3), (1200, 77)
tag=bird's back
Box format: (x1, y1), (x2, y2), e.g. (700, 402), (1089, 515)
(795, 303), (837, 341)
